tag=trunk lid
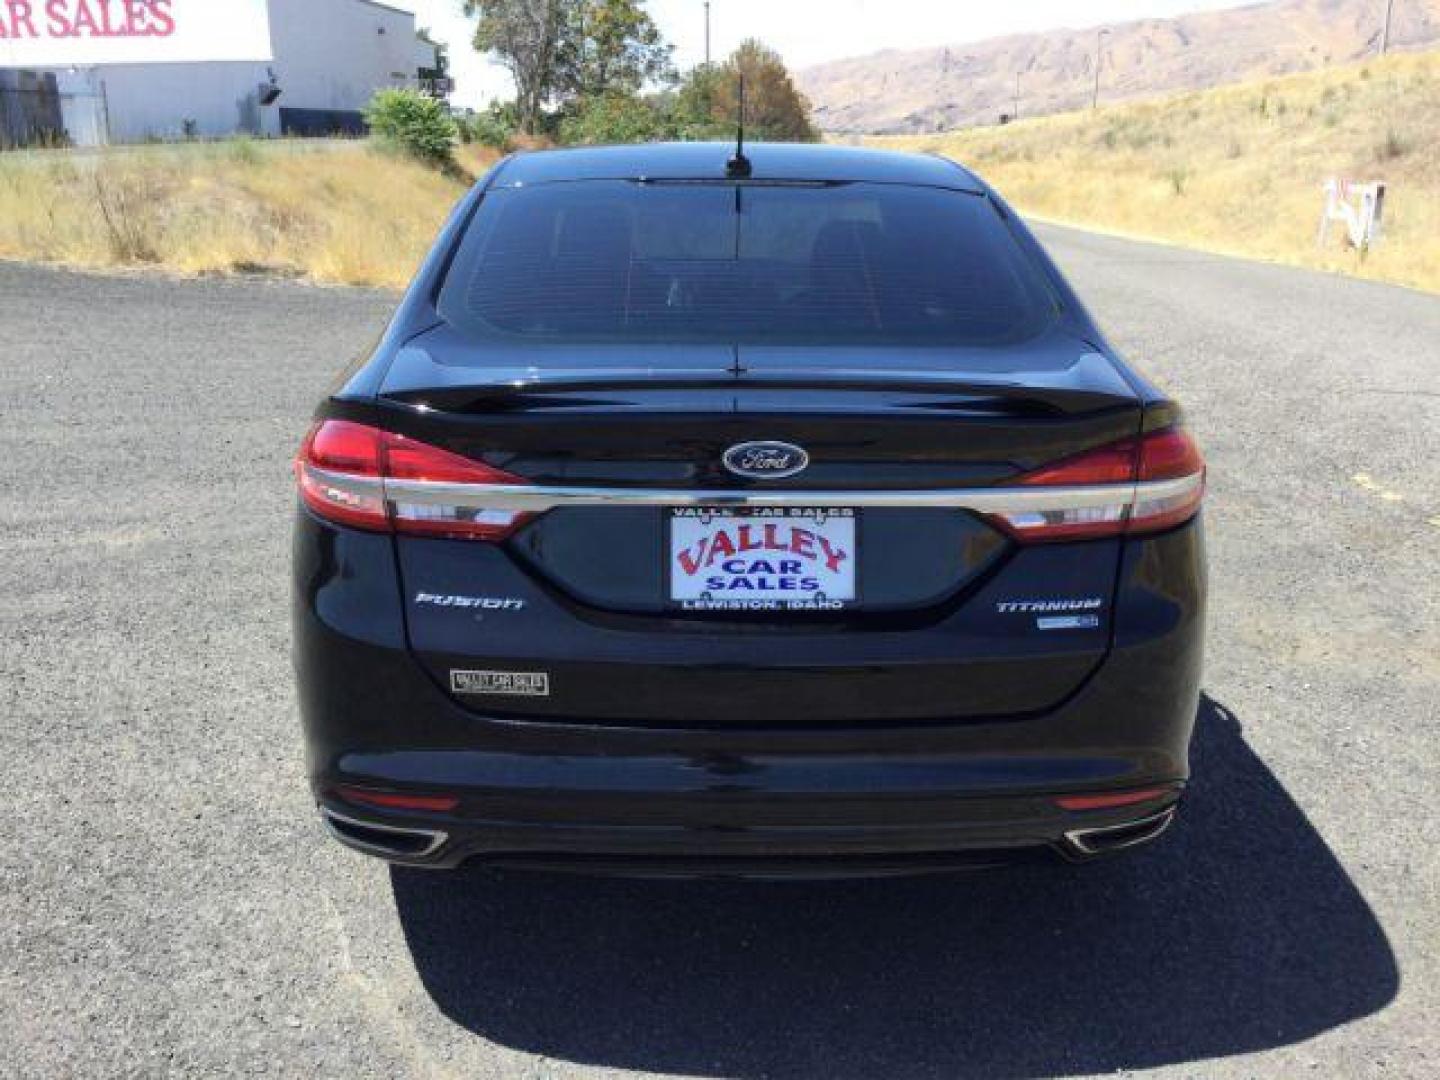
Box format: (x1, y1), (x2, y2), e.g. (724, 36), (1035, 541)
(381, 325), (1141, 726)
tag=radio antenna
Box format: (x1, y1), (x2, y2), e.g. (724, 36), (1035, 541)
(726, 74), (752, 177)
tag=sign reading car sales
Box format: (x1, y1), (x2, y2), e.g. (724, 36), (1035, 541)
(669, 508), (857, 611)
(0, 0), (273, 66)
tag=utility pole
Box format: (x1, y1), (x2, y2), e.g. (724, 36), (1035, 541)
(1380, 0), (1395, 54)
(1092, 28), (1110, 110)
(704, 1), (711, 66)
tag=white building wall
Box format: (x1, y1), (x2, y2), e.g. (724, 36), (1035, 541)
(60, 0), (418, 144)
(90, 62), (274, 142)
(268, 0), (416, 113)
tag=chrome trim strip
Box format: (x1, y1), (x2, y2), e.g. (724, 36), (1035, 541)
(319, 806), (449, 860)
(301, 464), (385, 502)
(1064, 806), (1176, 856)
(381, 473), (1202, 514)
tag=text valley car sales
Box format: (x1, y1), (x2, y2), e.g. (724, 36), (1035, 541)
(1, 1), (175, 41)
(0, 0), (271, 65)
(669, 507), (856, 611)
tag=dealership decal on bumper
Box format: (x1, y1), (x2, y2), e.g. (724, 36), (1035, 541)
(450, 670), (551, 697)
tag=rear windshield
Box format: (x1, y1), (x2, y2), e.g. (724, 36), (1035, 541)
(437, 179), (1058, 346)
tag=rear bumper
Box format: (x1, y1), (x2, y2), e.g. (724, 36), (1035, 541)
(302, 655), (1196, 873)
(294, 514), (1204, 876)
(315, 787), (1181, 874)
(308, 680), (1191, 872)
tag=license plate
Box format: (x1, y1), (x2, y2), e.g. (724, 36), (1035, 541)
(668, 507), (857, 611)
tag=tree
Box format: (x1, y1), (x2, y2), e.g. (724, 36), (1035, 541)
(668, 63), (730, 140)
(564, 0), (672, 101)
(462, 0), (569, 134)
(668, 40), (819, 144)
(711, 39), (820, 143)
(462, 0), (670, 135)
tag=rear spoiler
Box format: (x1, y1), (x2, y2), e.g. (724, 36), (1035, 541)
(384, 372), (1130, 418)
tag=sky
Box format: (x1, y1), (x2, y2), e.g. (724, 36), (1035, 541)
(404, 0), (1261, 109)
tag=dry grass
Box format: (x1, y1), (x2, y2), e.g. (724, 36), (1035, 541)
(0, 140), (499, 288)
(877, 50), (1440, 294)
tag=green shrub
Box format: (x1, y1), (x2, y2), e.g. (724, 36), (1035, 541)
(558, 93), (664, 146)
(363, 89), (458, 170)
(463, 101), (520, 150)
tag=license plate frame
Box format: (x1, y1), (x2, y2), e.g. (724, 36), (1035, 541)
(665, 506), (859, 612)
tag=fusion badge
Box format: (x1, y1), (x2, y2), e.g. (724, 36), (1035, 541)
(416, 592), (526, 611)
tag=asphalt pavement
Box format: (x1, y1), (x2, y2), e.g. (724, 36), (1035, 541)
(1, 226), (1436, 1078)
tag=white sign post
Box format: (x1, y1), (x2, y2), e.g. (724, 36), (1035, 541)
(1318, 178), (1387, 257)
(0, 0), (273, 66)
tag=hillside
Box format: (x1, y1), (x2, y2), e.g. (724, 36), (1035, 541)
(875, 51), (1440, 294)
(799, 0), (1440, 134)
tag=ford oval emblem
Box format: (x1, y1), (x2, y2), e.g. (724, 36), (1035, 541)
(722, 441), (810, 480)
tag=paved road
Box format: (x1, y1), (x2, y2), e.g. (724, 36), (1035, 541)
(2, 228), (1437, 1079)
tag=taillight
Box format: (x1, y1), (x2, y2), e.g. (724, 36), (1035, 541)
(991, 426), (1205, 543)
(295, 420), (386, 531)
(1055, 787), (1172, 811)
(294, 420), (532, 541)
(382, 429), (535, 540)
(1128, 427), (1207, 535)
(334, 785), (459, 813)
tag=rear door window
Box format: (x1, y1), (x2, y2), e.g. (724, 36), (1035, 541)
(438, 179), (1057, 346)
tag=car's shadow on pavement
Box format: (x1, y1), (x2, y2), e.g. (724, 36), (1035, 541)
(390, 696), (1397, 1078)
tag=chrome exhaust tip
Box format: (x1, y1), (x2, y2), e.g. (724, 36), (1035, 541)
(1064, 806), (1176, 858)
(319, 806), (448, 860)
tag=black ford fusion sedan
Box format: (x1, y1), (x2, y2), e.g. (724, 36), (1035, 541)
(293, 142), (1206, 876)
